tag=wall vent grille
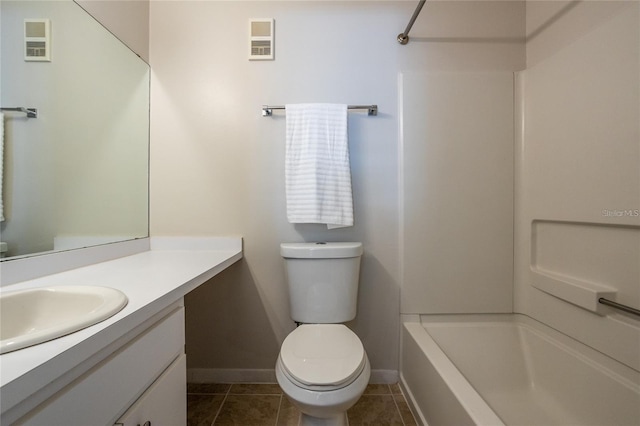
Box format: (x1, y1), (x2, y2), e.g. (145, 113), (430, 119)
(249, 19), (274, 61)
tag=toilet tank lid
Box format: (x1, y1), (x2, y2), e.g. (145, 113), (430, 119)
(280, 242), (363, 259)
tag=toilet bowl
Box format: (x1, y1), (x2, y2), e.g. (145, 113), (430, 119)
(277, 242), (369, 426)
(276, 324), (370, 425)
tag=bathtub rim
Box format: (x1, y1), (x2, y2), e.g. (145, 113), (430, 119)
(400, 313), (640, 426)
(400, 320), (506, 426)
(420, 313), (639, 387)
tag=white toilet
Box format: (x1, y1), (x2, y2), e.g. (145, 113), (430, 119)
(276, 242), (370, 426)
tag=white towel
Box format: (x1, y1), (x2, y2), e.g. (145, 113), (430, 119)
(0, 113), (4, 222)
(285, 103), (353, 229)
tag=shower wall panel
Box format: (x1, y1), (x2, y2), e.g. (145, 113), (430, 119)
(515, 2), (639, 370)
(400, 72), (514, 314)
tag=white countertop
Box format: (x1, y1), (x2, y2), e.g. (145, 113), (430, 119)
(0, 236), (242, 420)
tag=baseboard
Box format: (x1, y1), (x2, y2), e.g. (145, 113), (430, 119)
(187, 368), (399, 385)
(188, 368), (277, 383)
(370, 369), (399, 384)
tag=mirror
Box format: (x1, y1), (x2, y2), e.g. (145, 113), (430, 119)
(0, 0), (149, 260)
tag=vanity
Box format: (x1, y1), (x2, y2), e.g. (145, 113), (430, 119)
(0, 237), (243, 426)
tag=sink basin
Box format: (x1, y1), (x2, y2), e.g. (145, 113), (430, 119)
(0, 286), (127, 354)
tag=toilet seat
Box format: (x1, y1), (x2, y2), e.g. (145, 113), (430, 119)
(280, 324), (365, 390)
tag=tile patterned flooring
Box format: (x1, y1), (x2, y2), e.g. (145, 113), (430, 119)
(187, 383), (418, 426)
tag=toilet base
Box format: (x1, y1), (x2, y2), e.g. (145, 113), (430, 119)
(300, 412), (347, 426)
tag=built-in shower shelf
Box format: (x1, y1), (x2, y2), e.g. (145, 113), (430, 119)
(529, 220), (639, 316)
(532, 269), (617, 315)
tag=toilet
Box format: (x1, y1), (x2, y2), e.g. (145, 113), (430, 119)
(276, 242), (370, 426)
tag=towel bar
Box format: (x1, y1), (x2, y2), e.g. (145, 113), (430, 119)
(1, 107), (38, 118)
(262, 105), (377, 117)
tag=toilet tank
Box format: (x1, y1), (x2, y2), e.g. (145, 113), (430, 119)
(281, 242), (363, 324)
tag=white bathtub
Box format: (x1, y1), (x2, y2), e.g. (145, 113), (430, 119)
(401, 314), (640, 426)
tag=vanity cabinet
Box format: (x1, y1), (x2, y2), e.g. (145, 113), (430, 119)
(16, 303), (186, 426)
(1, 237), (242, 426)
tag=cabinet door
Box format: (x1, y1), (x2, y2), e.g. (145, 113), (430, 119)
(115, 354), (186, 426)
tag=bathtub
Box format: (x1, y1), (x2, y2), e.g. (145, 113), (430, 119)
(401, 314), (640, 426)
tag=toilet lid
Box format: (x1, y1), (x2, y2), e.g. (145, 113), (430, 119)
(280, 324), (365, 387)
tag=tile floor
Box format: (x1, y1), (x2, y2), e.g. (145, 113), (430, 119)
(187, 383), (418, 426)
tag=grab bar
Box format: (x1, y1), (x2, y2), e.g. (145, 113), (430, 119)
(1, 107), (38, 118)
(599, 298), (640, 317)
(262, 105), (377, 117)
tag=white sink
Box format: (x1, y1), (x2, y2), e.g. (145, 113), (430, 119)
(0, 286), (128, 354)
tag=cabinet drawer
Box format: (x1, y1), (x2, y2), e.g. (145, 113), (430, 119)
(115, 354), (186, 426)
(18, 307), (185, 426)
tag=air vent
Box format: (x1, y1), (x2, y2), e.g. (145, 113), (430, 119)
(251, 40), (271, 57)
(249, 19), (274, 61)
(24, 19), (50, 62)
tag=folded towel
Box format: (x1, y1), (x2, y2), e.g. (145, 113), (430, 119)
(0, 113), (4, 222)
(285, 103), (353, 229)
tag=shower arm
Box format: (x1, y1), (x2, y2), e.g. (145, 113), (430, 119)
(398, 0), (426, 45)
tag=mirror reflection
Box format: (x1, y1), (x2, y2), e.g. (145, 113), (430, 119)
(0, 0), (149, 260)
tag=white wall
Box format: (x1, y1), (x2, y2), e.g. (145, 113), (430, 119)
(516, 1), (640, 370)
(149, 0), (524, 379)
(150, 0), (403, 378)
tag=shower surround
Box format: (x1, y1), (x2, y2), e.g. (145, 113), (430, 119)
(400, 2), (639, 424)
